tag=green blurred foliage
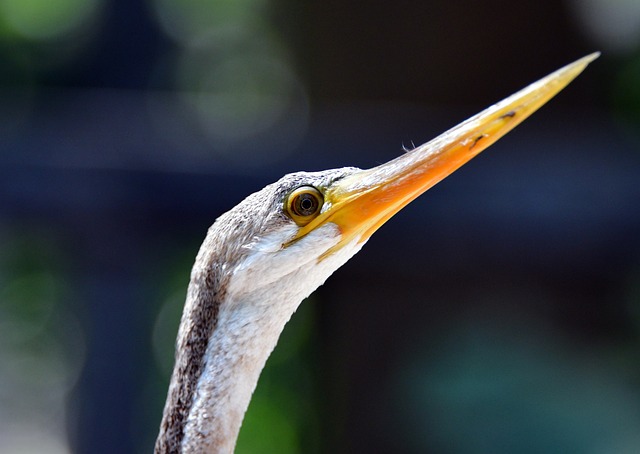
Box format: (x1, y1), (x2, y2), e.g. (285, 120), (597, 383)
(0, 0), (99, 41)
(0, 229), (75, 357)
(0, 228), (83, 452)
(612, 52), (640, 147)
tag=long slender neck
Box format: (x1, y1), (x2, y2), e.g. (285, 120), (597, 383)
(154, 256), (224, 453)
(154, 255), (307, 453)
(154, 224), (363, 453)
(182, 297), (294, 452)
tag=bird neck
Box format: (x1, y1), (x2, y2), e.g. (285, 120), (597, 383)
(155, 260), (306, 454)
(182, 290), (297, 453)
(155, 225), (366, 453)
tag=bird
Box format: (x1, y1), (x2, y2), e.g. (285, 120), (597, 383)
(154, 53), (598, 453)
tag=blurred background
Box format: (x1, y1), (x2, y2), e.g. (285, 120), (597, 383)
(1, 0), (640, 453)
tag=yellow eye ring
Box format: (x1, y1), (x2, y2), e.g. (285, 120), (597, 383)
(285, 186), (324, 226)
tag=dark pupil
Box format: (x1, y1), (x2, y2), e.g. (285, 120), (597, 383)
(296, 194), (317, 215)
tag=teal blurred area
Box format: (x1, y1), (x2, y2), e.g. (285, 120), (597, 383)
(1, 1), (640, 453)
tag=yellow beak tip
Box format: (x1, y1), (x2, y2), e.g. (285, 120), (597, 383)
(301, 53), (599, 258)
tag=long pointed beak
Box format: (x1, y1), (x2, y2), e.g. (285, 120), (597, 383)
(297, 53), (599, 258)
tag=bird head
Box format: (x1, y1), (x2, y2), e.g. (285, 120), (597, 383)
(201, 53), (598, 306)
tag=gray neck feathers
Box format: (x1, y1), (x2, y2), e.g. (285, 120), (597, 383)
(154, 243), (227, 453)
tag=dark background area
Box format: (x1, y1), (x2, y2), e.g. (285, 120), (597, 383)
(1, 0), (640, 453)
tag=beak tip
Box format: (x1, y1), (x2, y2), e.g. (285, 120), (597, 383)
(585, 51), (601, 63)
(561, 52), (600, 80)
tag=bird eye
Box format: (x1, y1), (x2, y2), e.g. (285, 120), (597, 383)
(285, 186), (324, 225)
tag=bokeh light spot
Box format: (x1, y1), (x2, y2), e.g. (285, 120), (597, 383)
(181, 53), (308, 152)
(569, 0), (640, 53)
(152, 0), (267, 45)
(0, 0), (100, 41)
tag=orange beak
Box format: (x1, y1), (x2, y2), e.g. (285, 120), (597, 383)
(294, 53), (599, 258)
